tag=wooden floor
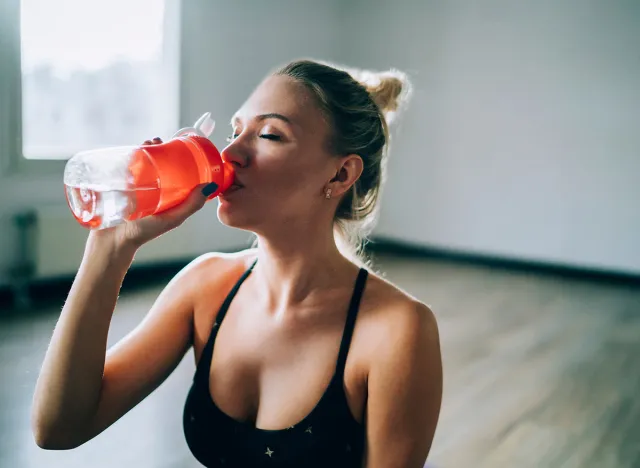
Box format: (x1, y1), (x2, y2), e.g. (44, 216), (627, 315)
(1, 252), (639, 467)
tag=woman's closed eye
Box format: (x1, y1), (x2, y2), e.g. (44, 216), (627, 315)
(226, 133), (282, 142)
(259, 134), (281, 141)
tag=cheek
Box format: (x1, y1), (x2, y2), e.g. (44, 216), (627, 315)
(258, 150), (327, 197)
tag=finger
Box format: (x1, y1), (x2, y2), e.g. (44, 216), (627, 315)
(142, 140), (153, 145)
(155, 183), (213, 227)
(131, 184), (213, 241)
(152, 137), (163, 144)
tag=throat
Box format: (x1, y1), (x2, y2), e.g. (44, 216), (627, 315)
(251, 256), (360, 317)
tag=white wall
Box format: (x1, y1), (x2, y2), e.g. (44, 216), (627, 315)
(353, 0), (640, 274)
(1, 0), (639, 289)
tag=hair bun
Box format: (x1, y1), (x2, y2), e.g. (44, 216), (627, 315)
(352, 68), (412, 120)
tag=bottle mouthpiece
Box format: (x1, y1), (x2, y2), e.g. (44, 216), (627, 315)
(219, 160), (235, 194)
(194, 112), (216, 138)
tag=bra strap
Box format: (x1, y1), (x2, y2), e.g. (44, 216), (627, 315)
(194, 258), (257, 384)
(335, 268), (369, 377)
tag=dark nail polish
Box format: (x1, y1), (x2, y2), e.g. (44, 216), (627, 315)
(201, 182), (218, 196)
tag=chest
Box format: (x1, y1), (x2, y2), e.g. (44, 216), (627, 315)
(192, 295), (368, 431)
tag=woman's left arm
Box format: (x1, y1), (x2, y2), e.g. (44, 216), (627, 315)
(363, 301), (443, 468)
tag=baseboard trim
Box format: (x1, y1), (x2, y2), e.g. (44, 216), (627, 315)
(2, 240), (638, 311)
(0, 260), (190, 312)
(366, 237), (640, 285)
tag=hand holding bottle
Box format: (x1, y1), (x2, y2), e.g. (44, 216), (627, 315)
(86, 137), (219, 254)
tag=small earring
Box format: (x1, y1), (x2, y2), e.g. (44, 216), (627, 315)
(325, 188), (332, 199)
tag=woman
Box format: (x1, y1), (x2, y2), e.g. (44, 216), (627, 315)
(32, 59), (443, 467)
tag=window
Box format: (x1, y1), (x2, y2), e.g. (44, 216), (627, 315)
(0, 0), (180, 172)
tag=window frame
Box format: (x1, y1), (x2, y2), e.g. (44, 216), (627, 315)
(0, 0), (182, 177)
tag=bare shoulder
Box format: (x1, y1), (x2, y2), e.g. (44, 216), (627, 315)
(358, 269), (440, 366)
(182, 249), (257, 348)
(179, 247), (257, 275)
(361, 269), (438, 332)
(160, 248), (257, 325)
(175, 248), (258, 291)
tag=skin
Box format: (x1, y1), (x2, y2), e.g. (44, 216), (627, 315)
(31, 75), (442, 467)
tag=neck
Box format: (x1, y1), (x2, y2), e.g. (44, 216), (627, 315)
(252, 221), (358, 312)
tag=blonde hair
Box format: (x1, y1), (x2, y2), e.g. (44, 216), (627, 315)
(275, 59), (412, 263)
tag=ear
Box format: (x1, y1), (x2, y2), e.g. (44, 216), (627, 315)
(327, 154), (363, 197)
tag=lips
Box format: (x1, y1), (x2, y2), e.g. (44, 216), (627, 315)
(230, 176), (244, 188)
(223, 181), (244, 195)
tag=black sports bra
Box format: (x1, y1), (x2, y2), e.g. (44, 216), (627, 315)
(183, 260), (369, 467)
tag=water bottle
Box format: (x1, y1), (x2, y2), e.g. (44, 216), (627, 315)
(63, 112), (235, 230)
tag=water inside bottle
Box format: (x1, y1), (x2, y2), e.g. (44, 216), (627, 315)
(65, 184), (163, 229)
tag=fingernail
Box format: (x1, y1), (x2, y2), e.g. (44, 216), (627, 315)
(201, 182), (218, 196)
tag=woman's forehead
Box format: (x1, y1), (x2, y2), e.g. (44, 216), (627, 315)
(234, 75), (324, 129)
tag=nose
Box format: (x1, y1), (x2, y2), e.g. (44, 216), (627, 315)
(221, 140), (249, 169)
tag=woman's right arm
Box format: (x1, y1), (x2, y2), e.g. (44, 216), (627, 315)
(31, 179), (214, 449)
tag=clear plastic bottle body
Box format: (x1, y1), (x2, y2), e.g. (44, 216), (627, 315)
(64, 146), (150, 229)
(63, 113), (234, 230)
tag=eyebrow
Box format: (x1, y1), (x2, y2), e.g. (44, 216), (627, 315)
(231, 113), (294, 126)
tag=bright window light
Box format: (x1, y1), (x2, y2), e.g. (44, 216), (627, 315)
(20, 0), (176, 159)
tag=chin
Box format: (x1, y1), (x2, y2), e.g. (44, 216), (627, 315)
(216, 199), (257, 231)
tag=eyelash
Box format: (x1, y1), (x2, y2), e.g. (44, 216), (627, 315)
(226, 133), (281, 142)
